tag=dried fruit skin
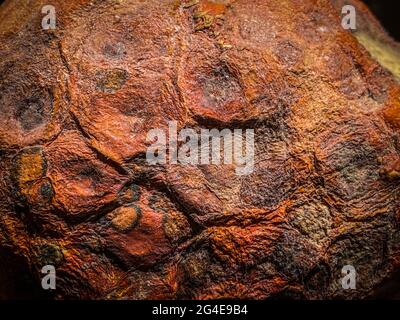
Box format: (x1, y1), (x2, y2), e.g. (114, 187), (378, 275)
(0, 0), (400, 299)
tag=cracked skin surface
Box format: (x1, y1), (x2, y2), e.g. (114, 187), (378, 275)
(0, 0), (400, 299)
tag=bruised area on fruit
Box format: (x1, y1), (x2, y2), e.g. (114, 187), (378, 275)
(0, 0), (400, 299)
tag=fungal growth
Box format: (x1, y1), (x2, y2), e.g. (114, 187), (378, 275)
(0, 0), (400, 299)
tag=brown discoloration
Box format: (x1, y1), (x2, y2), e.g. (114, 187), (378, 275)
(1, 0), (400, 300)
(96, 68), (129, 93)
(192, 0), (226, 31)
(11, 147), (47, 203)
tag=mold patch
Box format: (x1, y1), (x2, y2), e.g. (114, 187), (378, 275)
(119, 183), (141, 203)
(15, 98), (45, 131)
(10, 89), (54, 131)
(102, 42), (126, 59)
(200, 65), (241, 107)
(39, 178), (54, 202)
(33, 243), (64, 267)
(107, 205), (141, 232)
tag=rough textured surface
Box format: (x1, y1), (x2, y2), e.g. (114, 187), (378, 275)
(0, 0), (400, 299)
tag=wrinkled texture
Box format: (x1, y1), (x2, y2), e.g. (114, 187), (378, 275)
(0, 0), (400, 299)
